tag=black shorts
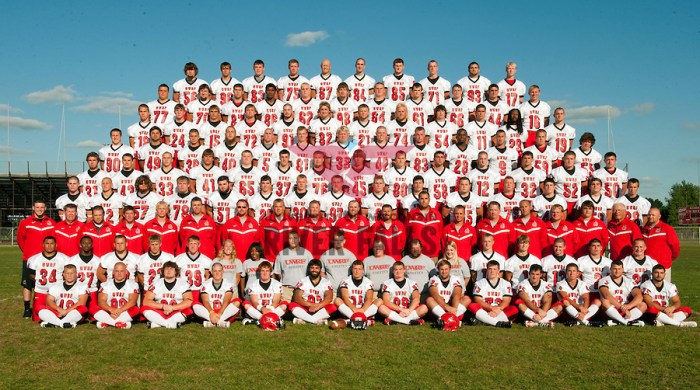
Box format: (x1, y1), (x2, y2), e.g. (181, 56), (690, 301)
(21, 261), (35, 290)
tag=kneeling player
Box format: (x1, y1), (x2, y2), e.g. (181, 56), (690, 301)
(598, 260), (646, 326)
(426, 260), (469, 323)
(193, 262), (241, 327)
(38, 264), (88, 328)
(242, 261), (288, 325)
(289, 260), (337, 325)
(141, 261), (193, 328)
(92, 261), (140, 328)
(468, 260), (518, 328)
(377, 261), (428, 325)
(516, 264), (562, 327)
(641, 265), (696, 327)
(334, 260), (383, 326)
(557, 263), (601, 326)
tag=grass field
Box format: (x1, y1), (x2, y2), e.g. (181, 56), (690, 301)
(1, 245), (698, 389)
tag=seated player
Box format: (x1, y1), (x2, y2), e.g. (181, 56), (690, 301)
(37, 264), (88, 328)
(334, 260), (383, 325)
(641, 265), (696, 327)
(289, 260), (337, 325)
(556, 263), (601, 326)
(242, 261), (288, 326)
(621, 238), (658, 286)
(193, 262), (241, 327)
(65, 236), (101, 314)
(141, 261), (194, 329)
(577, 239), (611, 297)
(598, 260), (646, 326)
(92, 261), (140, 329)
(377, 261), (428, 326)
(174, 236), (213, 304)
(516, 264), (562, 327)
(27, 236), (69, 322)
(467, 260), (518, 328)
(426, 260), (469, 323)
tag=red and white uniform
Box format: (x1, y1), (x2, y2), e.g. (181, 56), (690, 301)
(367, 98), (395, 125)
(496, 79), (526, 108)
(28, 252), (68, 293)
(245, 278), (283, 305)
(382, 74), (415, 102)
(339, 276), (375, 309)
(127, 121), (154, 150)
(284, 191), (319, 221)
(291, 98), (319, 125)
(517, 279), (554, 308)
(320, 191), (355, 224)
(99, 144), (135, 174)
(428, 274), (464, 303)
(519, 101), (551, 136)
(111, 169), (141, 197)
(483, 99), (509, 126)
(294, 276), (334, 304)
(173, 78), (207, 106)
(469, 251), (506, 281)
(468, 167), (501, 199)
(236, 119), (267, 150)
(598, 275), (637, 304)
(277, 74), (310, 102)
(56, 193), (91, 222)
(165, 192), (196, 227)
(90, 192), (124, 226)
(556, 279), (589, 305)
(150, 167), (185, 198)
(242, 75), (277, 104)
(446, 144), (478, 176)
(593, 168), (628, 199)
(187, 99), (216, 126)
(138, 143), (175, 173)
(487, 146), (518, 180)
(383, 166), (418, 199)
(177, 143), (205, 173)
(175, 253), (213, 293)
(407, 207), (443, 258)
(198, 120), (228, 149)
(364, 141), (394, 173)
(621, 255), (658, 286)
(386, 119), (417, 148)
(178, 214), (217, 259)
(297, 216), (333, 259)
(616, 195), (651, 226)
(220, 216), (260, 262)
(465, 121), (496, 151)
(544, 123), (576, 160)
(252, 143), (282, 173)
(269, 165), (299, 199)
(123, 192), (161, 223)
(327, 142), (358, 172)
(406, 144), (437, 173)
(273, 119), (302, 149)
(347, 120), (376, 148)
(361, 192), (398, 224)
(288, 144), (316, 174)
(189, 165), (226, 198)
(405, 98), (433, 127)
(306, 168), (332, 196)
(577, 255), (611, 292)
(98, 279), (140, 311)
(310, 74), (343, 101)
(457, 75), (491, 104)
(221, 100), (251, 128)
(248, 192), (275, 222)
(444, 99), (474, 129)
(206, 191), (236, 225)
(77, 170), (108, 198)
(488, 192), (524, 222)
(550, 166), (588, 204)
(424, 167), (458, 203)
(577, 194), (614, 222)
(472, 277), (512, 305)
(213, 142), (245, 172)
(532, 194), (568, 221)
(511, 167), (547, 200)
(542, 254), (576, 286)
(147, 99), (178, 126)
(426, 120), (457, 151)
(330, 98), (358, 126)
(100, 251), (139, 280)
(256, 100), (284, 127)
(381, 278), (420, 309)
(445, 192), (482, 226)
(342, 167), (376, 198)
(574, 148), (603, 178)
(505, 253), (540, 289)
(199, 278), (235, 311)
(309, 117), (341, 147)
(164, 119), (193, 152)
(502, 127), (527, 156)
(640, 280), (681, 307)
(345, 74), (376, 102)
(420, 76), (451, 107)
(137, 251), (176, 291)
(148, 277), (192, 305)
(211, 77), (242, 106)
(524, 145), (557, 175)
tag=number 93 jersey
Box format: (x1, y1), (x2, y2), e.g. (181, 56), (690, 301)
(295, 276), (333, 304)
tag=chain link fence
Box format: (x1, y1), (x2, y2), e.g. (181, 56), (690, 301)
(675, 226), (700, 244)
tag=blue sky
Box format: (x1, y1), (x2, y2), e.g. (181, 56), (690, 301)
(0, 0), (698, 200)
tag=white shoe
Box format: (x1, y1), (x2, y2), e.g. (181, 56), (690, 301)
(654, 320), (665, 327)
(316, 319), (328, 326)
(626, 320), (645, 327)
(96, 321), (109, 329)
(607, 320), (619, 327)
(524, 321), (537, 328)
(680, 321), (697, 328)
(165, 322), (181, 329)
(217, 321), (231, 328)
(147, 321), (161, 329)
(292, 318), (306, 324)
(540, 321), (555, 328)
(241, 318), (256, 326)
(203, 321), (215, 328)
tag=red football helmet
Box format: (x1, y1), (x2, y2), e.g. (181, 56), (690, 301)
(440, 313), (459, 331)
(349, 312), (368, 330)
(260, 312), (281, 331)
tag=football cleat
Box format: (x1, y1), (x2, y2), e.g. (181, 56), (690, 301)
(23, 308), (32, 319)
(495, 321), (512, 328)
(607, 320), (620, 327)
(654, 320), (665, 327)
(409, 319), (425, 326)
(564, 320), (579, 327)
(115, 322), (131, 329)
(217, 321), (231, 328)
(587, 321), (605, 328)
(384, 318), (397, 326)
(40, 321), (57, 328)
(276, 319), (286, 329)
(146, 321), (161, 329)
(316, 319), (328, 326)
(96, 321), (109, 329)
(525, 321), (537, 328)
(63, 323), (77, 329)
(463, 316), (477, 326)
(241, 318), (257, 326)
(292, 318), (306, 325)
(202, 321), (216, 328)
(626, 320), (645, 327)
(680, 321), (697, 328)
(541, 321), (555, 328)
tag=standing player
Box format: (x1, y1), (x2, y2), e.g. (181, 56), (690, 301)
(256, 84), (284, 127)
(111, 153), (141, 198)
(487, 130), (519, 180)
(212, 127), (244, 172)
(284, 175), (318, 221)
(98, 235), (140, 282)
(519, 85), (551, 145)
(90, 177), (123, 226)
(616, 178), (652, 226)
(511, 152), (547, 200)
(544, 107), (576, 161)
(504, 235), (540, 291)
(406, 126), (436, 174)
(367, 82), (396, 125)
(99, 128), (135, 174)
(361, 176), (397, 224)
(345, 58), (375, 102)
(466, 104), (497, 152)
(377, 261), (428, 325)
(469, 234), (506, 283)
(457, 61), (491, 104)
(383, 151), (418, 200)
(148, 84), (177, 126)
(524, 129), (558, 176)
(164, 104), (193, 152)
(193, 262), (241, 327)
(186, 85), (216, 126)
(330, 82), (358, 126)
(56, 176), (90, 222)
(320, 174), (355, 224)
(211, 62), (241, 106)
(598, 260), (646, 326)
(27, 236), (66, 321)
(641, 265), (696, 327)
(621, 239), (658, 286)
(273, 104), (302, 149)
(198, 105), (228, 149)
(348, 104), (377, 148)
(405, 83), (434, 127)
(78, 152), (108, 198)
(593, 152), (628, 199)
(468, 152), (501, 199)
(137, 127), (174, 173)
(443, 177), (482, 226)
(277, 59), (309, 102)
(423, 151), (458, 204)
(309, 102), (341, 147)
(309, 59), (343, 101)
(237, 104), (267, 150)
(532, 178), (567, 221)
(383, 58), (415, 103)
(289, 259), (337, 325)
(468, 260), (518, 327)
(444, 84), (473, 128)
(290, 83), (319, 125)
(542, 238), (576, 287)
(136, 234), (176, 293)
(248, 175), (275, 222)
(123, 175), (161, 223)
(36, 264), (87, 328)
(172, 62), (206, 105)
(426, 105), (457, 151)
(446, 128), (478, 177)
(165, 176), (196, 228)
(516, 264), (561, 327)
(419, 60), (451, 107)
(426, 259), (468, 321)
(149, 152), (184, 198)
(483, 84), (509, 126)
(557, 262), (601, 326)
(334, 260), (382, 323)
(141, 261), (194, 328)
(576, 178), (613, 222)
(487, 176), (523, 222)
(252, 128), (283, 173)
(128, 104), (155, 150)
(342, 150), (375, 199)
(551, 151), (589, 215)
(92, 261), (140, 329)
(496, 62), (526, 108)
(572, 132), (602, 177)
(242, 59), (276, 104)
(174, 236), (213, 304)
(386, 103), (416, 147)
(221, 83), (250, 128)
(229, 150), (265, 199)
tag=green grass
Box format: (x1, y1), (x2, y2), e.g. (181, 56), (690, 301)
(1, 245), (698, 389)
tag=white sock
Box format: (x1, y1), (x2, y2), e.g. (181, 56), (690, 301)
(606, 307), (628, 325)
(310, 308), (330, 322)
(94, 310), (117, 326)
(584, 305), (599, 321)
(565, 305), (579, 319)
(365, 304), (378, 318)
(143, 310), (168, 327)
(220, 304), (240, 321)
(523, 308), (535, 320)
(38, 309), (63, 326)
(657, 312), (681, 326)
(165, 312), (186, 327)
(673, 311), (688, 321)
(495, 311), (509, 322)
(273, 307), (286, 317)
(116, 311), (133, 323)
(246, 306), (262, 320)
(431, 305), (446, 317)
(338, 304), (354, 319)
(474, 309), (499, 326)
(63, 310), (83, 324)
(542, 309), (559, 322)
(456, 304), (466, 317)
(628, 308), (643, 321)
(292, 307), (316, 323)
(192, 304), (210, 321)
(387, 311), (411, 325)
(407, 310), (419, 321)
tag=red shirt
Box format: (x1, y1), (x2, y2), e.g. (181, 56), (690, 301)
(512, 216), (548, 258)
(220, 216), (260, 261)
(17, 215), (56, 260)
(607, 218), (641, 260)
(54, 220), (84, 257)
(334, 214), (372, 259)
(543, 220), (578, 257)
(297, 216), (333, 259)
(441, 222), (477, 261)
(407, 207), (444, 258)
(642, 221), (680, 268)
(259, 215), (296, 260)
(143, 218), (179, 255)
(179, 214), (217, 259)
(113, 221), (147, 255)
(572, 217), (609, 258)
(476, 217), (516, 258)
(79, 222), (116, 257)
(371, 219), (407, 261)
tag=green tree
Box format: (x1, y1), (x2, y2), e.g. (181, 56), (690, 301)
(665, 180), (700, 225)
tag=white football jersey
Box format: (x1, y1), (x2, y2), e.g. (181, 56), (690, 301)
(382, 74), (415, 102)
(47, 282), (88, 309)
(174, 253), (213, 291)
(149, 277), (191, 304)
(111, 169), (141, 198)
(465, 121), (496, 151)
(426, 120), (458, 151)
(616, 195), (651, 225)
(576, 194), (614, 222)
(137, 251), (176, 291)
(123, 192), (162, 223)
(305, 168), (332, 196)
(178, 144), (206, 174)
(501, 126), (528, 156)
(574, 148), (603, 178)
(173, 78), (207, 106)
(365, 141), (394, 173)
(383, 166), (418, 199)
(27, 252), (68, 293)
(229, 166), (264, 198)
(164, 119), (194, 151)
(361, 192), (398, 224)
(245, 278), (283, 306)
(77, 170), (108, 198)
(486, 146), (518, 179)
(89, 192), (124, 226)
(137, 143), (175, 173)
(330, 98), (358, 126)
(342, 167), (375, 198)
(211, 77), (242, 106)
(99, 279), (140, 308)
(189, 165), (226, 198)
(339, 276), (375, 308)
(457, 75), (491, 104)
(467, 167), (501, 198)
(320, 191), (355, 224)
(517, 279), (553, 308)
(127, 121), (154, 150)
(309, 117), (341, 147)
(200, 278), (235, 309)
(206, 191), (237, 225)
(273, 119), (302, 149)
(420, 76), (451, 107)
(295, 276), (334, 303)
(541, 254), (576, 286)
(290, 98), (319, 125)
(256, 99), (284, 127)
(444, 98), (475, 128)
(248, 192), (275, 222)
(242, 75), (277, 104)
(405, 98), (433, 127)
(147, 99), (178, 126)
(149, 167), (185, 198)
(56, 193), (91, 222)
(621, 255), (658, 286)
(428, 274), (464, 303)
(483, 99), (510, 126)
(198, 120), (228, 149)
(99, 144), (136, 174)
(235, 119), (267, 150)
(345, 74), (376, 102)
(593, 167), (628, 199)
(496, 79), (527, 108)
(221, 100), (251, 128)
(524, 145), (557, 175)
(66, 254), (101, 292)
(320, 248), (357, 290)
(556, 279), (589, 305)
(252, 143), (282, 173)
(577, 255), (612, 292)
(472, 278), (512, 306)
(309, 74), (343, 101)
(444, 192), (483, 226)
(268, 165), (299, 198)
(488, 192), (524, 222)
(544, 123), (576, 160)
(406, 144), (437, 173)
(423, 167), (458, 203)
(277, 75), (310, 102)
(469, 251), (506, 281)
(510, 167), (547, 199)
(519, 101), (551, 133)
(550, 166), (588, 202)
(164, 192), (196, 227)
(327, 142), (359, 172)
(640, 280), (679, 307)
(100, 251), (139, 281)
(505, 254), (540, 289)
(186, 99), (216, 126)
(348, 120), (377, 148)
(598, 275), (638, 304)
(381, 277), (420, 308)
(213, 142), (246, 172)
(284, 191), (318, 221)
(367, 98), (396, 124)
(401, 192), (438, 212)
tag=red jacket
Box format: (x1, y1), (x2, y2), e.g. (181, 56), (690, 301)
(334, 214), (372, 259)
(259, 215), (297, 261)
(544, 220), (578, 257)
(17, 215), (56, 260)
(79, 221), (116, 257)
(143, 218), (179, 255)
(441, 222), (477, 261)
(476, 217), (515, 258)
(371, 219), (407, 261)
(572, 217), (609, 258)
(642, 221), (680, 269)
(113, 221), (147, 255)
(297, 216), (333, 259)
(220, 216), (260, 261)
(54, 220), (84, 257)
(512, 216), (548, 258)
(407, 207), (444, 258)
(179, 214), (217, 259)
(607, 218), (641, 260)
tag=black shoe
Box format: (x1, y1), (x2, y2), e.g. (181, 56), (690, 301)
(587, 321), (605, 328)
(23, 308), (32, 319)
(564, 320), (579, 327)
(432, 319), (445, 329)
(63, 323), (76, 328)
(409, 319), (425, 326)
(464, 316), (477, 326)
(40, 321), (57, 328)
(495, 321), (512, 328)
